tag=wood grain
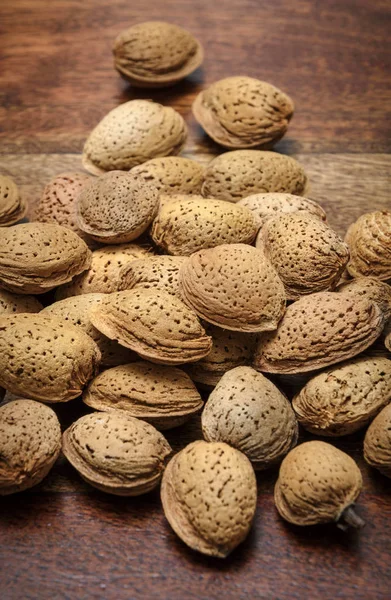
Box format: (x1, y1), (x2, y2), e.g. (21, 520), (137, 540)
(0, 0), (390, 598)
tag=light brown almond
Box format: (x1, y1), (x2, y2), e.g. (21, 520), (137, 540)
(345, 210), (391, 280)
(131, 157), (204, 196)
(336, 277), (391, 320)
(0, 175), (27, 227)
(0, 289), (42, 315)
(364, 403), (391, 478)
(238, 192), (326, 229)
(118, 255), (187, 298)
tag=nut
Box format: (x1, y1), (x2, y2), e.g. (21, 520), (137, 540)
(201, 151), (308, 202)
(0, 289), (42, 315)
(274, 441), (363, 527)
(364, 403), (391, 478)
(161, 440), (257, 557)
(62, 411), (172, 495)
(0, 175), (27, 226)
(255, 213), (350, 300)
(76, 171), (159, 244)
(292, 356), (391, 436)
(0, 313), (101, 402)
(336, 277), (391, 320)
(0, 399), (61, 495)
(237, 192), (326, 229)
(151, 196), (258, 255)
(192, 76), (294, 149)
(345, 210), (391, 280)
(0, 223), (91, 295)
(131, 157), (204, 196)
(83, 361), (203, 430)
(113, 21), (203, 88)
(385, 321), (391, 351)
(202, 366), (298, 469)
(118, 255), (187, 298)
(254, 291), (384, 373)
(82, 100), (187, 174)
(89, 289), (212, 365)
(178, 243), (286, 332)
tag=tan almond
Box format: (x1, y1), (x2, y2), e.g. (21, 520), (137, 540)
(292, 356), (391, 436)
(364, 403), (391, 478)
(113, 21), (203, 88)
(336, 277), (391, 320)
(118, 255), (186, 298)
(151, 196), (258, 255)
(83, 361), (203, 429)
(201, 151), (308, 203)
(82, 100), (187, 175)
(0, 289), (42, 315)
(238, 192), (326, 229)
(345, 210), (391, 280)
(0, 175), (27, 226)
(131, 157), (204, 197)
(62, 411), (172, 495)
(89, 289), (212, 365)
(385, 321), (391, 351)
(193, 76), (294, 149)
(202, 366), (298, 469)
(254, 291), (384, 374)
(0, 223), (91, 295)
(0, 399), (61, 495)
(255, 213), (350, 300)
(0, 313), (101, 403)
(178, 243), (286, 332)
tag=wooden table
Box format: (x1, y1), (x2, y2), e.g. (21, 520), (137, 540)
(0, 1), (390, 598)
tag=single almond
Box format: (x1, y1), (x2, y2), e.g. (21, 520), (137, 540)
(0, 175), (27, 226)
(238, 192), (326, 229)
(0, 289), (42, 315)
(131, 157), (204, 196)
(336, 277), (391, 320)
(345, 210), (391, 280)
(118, 255), (187, 298)
(364, 403), (391, 478)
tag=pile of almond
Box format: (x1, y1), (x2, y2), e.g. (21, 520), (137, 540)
(0, 20), (390, 560)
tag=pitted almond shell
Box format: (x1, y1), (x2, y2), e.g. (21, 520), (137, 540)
(0, 175), (27, 227)
(76, 171), (159, 244)
(151, 196), (258, 256)
(256, 213), (350, 300)
(0, 289), (42, 315)
(345, 211), (391, 280)
(55, 243), (152, 299)
(336, 277), (391, 320)
(83, 361), (203, 430)
(292, 356), (391, 436)
(201, 151), (308, 203)
(364, 403), (391, 478)
(0, 399), (61, 495)
(63, 411), (172, 495)
(41, 294), (137, 366)
(385, 321), (391, 351)
(0, 313), (101, 403)
(238, 192), (326, 229)
(254, 291), (384, 374)
(161, 440), (257, 557)
(118, 255), (187, 298)
(131, 157), (204, 196)
(192, 76), (294, 149)
(82, 100), (187, 174)
(202, 366), (298, 469)
(274, 441), (363, 526)
(0, 223), (92, 295)
(113, 21), (203, 88)
(89, 289), (212, 365)
(178, 243), (286, 332)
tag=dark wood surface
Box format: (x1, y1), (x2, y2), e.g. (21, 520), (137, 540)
(0, 1), (390, 599)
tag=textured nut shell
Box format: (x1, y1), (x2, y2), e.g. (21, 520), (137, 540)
(161, 440), (257, 557)
(41, 294), (137, 366)
(62, 412), (172, 495)
(336, 277), (391, 320)
(192, 76), (294, 149)
(0, 175), (27, 226)
(364, 403), (391, 477)
(82, 100), (187, 174)
(292, 356), (391, 436)
(0, 314), (101, 403)
(202, 151), (308, 203)
(0, 399), (61, 495)
(274, 441), (363, 526)
(238, 193), (326, 229)
(83, 361), (203, 430)
(0, 223), (91, 295)
(345, 211), (391, 280)
(385, 321), (391, 351)
(202, 367), (298, 469)
(55, 243), (151, 299)
(178, 244), (286, 332)
(0, 289), (43, 315)
(118, 255), (186, 298)
(151, 196), (258, 255)
(131, 157), (204, 196)
(254, 292), (384, 374)
(89, 289), (212, 365)
(34, 172), (94, 246)
(113, 21), (203, 87)
(256, 214), (350, 300)
(76, 171), (159, 244)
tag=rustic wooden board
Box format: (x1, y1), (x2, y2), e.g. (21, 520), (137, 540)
(0, 0), (390, 598)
